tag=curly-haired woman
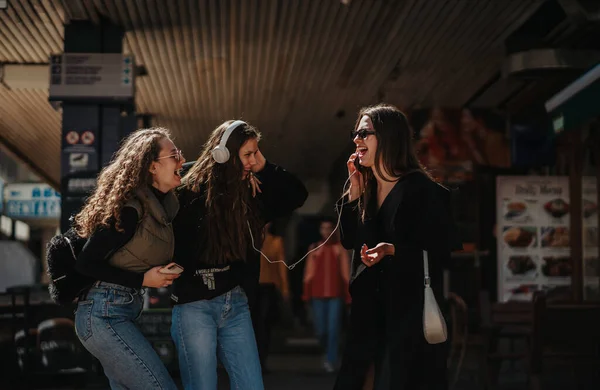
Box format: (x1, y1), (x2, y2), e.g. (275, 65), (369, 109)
(73, 128), (185, 390)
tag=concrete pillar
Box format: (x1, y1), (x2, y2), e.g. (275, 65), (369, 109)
(57, 18), (137, 232)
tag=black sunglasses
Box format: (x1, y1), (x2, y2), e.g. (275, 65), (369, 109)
(351, 129), (376, 140)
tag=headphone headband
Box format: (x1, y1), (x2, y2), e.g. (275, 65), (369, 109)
(211, 120), (247, 163)
(219, 120), (246, 149)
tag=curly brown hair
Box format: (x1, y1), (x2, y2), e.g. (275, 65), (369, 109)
(74, 128), (171, 238)
(182, 120), (264, 265)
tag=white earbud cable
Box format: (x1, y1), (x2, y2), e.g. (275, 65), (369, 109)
(248, 172), (356, 270)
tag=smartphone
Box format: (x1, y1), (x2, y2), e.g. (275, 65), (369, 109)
(354, 156), (366, 173)
(159, 263), (184, 275)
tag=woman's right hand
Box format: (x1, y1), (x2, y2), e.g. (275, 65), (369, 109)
(142, 266), (181, 288)
(346, 153), (363, 202)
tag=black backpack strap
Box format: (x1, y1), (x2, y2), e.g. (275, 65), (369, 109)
(64, 236), (77, 260)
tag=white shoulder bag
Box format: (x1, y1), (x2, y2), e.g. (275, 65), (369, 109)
(422, 250), (447, 344)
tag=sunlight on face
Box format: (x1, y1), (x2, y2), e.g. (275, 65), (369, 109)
(151, 138), (186, 192)
(239, 138), (259, 179)
(354, 115), (378, 168)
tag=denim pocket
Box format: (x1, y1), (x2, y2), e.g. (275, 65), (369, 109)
(107, 289), (135, 306)
(75, 300), (94, 341)
(105, 290), (140, 319)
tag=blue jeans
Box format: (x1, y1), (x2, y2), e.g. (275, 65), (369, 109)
(312, 298), (342, 365)
(171, 286), (264, 390)
(74, 282), (177, 390)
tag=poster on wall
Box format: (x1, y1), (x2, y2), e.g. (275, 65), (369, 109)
(582, 177), (599, 301)
(496, 176), (571, 302)
(408, 108), (510, 184)
(61, 105), (100, 177)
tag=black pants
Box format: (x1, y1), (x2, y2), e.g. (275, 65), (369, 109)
(251, 283), (279, 368)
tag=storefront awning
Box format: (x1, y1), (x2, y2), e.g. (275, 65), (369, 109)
(545, 63), (600, 134)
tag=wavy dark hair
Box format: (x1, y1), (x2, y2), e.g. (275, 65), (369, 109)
(74, 128), (171, 237)
(182, 120), (264, 265)
(352, 104), (431, 221)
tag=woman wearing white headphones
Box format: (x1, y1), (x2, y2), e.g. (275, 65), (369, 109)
(170, 120), (308, 389)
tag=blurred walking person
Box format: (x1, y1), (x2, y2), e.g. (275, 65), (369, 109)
(252, 222), (290, 372)
(303, 217), (350, 373)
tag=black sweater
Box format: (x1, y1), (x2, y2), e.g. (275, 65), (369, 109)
(171, 162), (308, 305)
(75, 186), (169, 289)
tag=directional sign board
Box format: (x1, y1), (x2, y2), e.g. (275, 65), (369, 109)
(49, 53), (135, 102)
(4, 183), (61, 219)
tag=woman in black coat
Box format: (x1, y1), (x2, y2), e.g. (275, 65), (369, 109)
(334, 104), (462, 390)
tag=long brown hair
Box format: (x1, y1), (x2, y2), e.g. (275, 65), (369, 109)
(182, 120), (264, 265)
(352, 104), (430, 221)
(74, 128), (171, 237)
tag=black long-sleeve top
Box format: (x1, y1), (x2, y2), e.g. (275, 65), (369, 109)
(334, 169), (463, 390)
(75, 187), (169, 289)
(171, 161), (308, 305)
(337, 171), (462, 290)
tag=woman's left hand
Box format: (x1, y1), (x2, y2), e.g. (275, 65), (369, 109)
(251, 149), (267, 173)
(360, 242), (395, 267)
(249, 173), (262, 197)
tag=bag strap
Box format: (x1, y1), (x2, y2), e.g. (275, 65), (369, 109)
(64, 237), (77, 261)
(423, 250), (430, 287)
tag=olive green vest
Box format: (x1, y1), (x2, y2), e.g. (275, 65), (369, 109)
(109, 187), (179, 272)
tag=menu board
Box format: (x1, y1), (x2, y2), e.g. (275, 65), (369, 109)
(582, 177), (599, 301)
(497, 176), (571, 302)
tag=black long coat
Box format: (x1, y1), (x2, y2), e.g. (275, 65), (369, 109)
(334, 171), (462, 390)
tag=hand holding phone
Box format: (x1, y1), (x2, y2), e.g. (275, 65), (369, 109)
(159, 262), (184, 275)
(346, 153), (364, 202)
(143, 264), (182, 288)
(354, 155), (366, 173)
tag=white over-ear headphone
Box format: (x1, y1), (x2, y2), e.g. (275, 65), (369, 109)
(212, 120), (247, 164)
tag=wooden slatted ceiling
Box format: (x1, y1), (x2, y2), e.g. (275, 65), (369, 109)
(0, 86), (62, 185)
(0, 0), (545, 187)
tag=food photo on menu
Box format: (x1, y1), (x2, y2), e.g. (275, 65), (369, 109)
(503, 226), (537, 248)
(503, 283), (539, 301)
(541, 226), (570, 248)
(583, 199), (598, 219)
(506, 255), (538, 278)
(503, 200), (531, 222)
(584, 256), (600, 278)
(541, 256), (572, 278)
(543, 198), (570, 219)
(584, 227), (598, 248)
